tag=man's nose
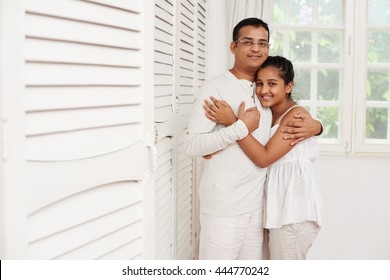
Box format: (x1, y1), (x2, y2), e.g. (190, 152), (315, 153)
(250, 42), (261, 51)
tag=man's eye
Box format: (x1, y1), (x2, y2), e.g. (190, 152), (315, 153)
(243, 41), (253, 46)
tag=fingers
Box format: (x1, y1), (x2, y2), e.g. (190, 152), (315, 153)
(209, 96), (222, 109)
(282, 133), (305, 140)
(281, 126), (303, 134)
(202, 102), (216, 120)
(238, 101), (245, 114)
(283, 134), (294, 140)
(203, 100), (217, 114)
(289, 137), (304, 146)
(203, 150), (220, 159)
(204, 99), (216, 111)
(282, 133), (305, 146)
(204, 96), (225, 112)
(220, 100), (230, 108)
(283, 121), (304, 128)
(246, 106), (259, 112)
(292, 113), (304, 121)
(293, 112), (311, 121)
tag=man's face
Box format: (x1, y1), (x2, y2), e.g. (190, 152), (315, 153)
(230, 25), (269, 72)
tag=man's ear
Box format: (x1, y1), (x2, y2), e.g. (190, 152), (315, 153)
(230, 41), (236, 54)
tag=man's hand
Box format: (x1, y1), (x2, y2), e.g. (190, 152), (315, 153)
(281, 112), (322, 146)
(237, 101), (260, 133)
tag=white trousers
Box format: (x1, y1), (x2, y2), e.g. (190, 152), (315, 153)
(268, 221), (320, 260)
(199, 209), (263, 260)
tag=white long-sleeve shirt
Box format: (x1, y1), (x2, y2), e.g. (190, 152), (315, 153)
(184, 71), (272, 216)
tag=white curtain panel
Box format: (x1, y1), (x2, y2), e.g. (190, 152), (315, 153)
(227, 0), (274, 33)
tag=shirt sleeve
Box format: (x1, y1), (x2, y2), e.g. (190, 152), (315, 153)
(184, 120), (248, 157)
(184, 81), (249, 157)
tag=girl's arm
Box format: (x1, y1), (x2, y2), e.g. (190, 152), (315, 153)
(204, 97), (314, 167)
(237, 106), (309, 168)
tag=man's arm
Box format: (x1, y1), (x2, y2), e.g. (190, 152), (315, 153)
(281, 112), (323, 146)
(184, 120), (249, 157)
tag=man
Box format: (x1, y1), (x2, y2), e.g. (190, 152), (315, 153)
(184, 18), (322, 260)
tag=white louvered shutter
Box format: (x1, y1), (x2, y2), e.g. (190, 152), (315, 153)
(154, 0), (175, 259)
(191, 0), (207, 259)
(7, 0), (153, 259)
(175, 0), (196, 260)
(153, 0), (208, 260)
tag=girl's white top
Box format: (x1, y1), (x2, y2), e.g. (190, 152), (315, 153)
(264, 105), (324, 229)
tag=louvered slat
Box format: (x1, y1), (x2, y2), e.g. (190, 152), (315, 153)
(154, 136), (174, 259)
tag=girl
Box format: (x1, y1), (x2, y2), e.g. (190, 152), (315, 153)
(204, 56), (324, 260)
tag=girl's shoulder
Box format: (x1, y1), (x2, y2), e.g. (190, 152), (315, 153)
(279, 105), (311, 124)
(287, 105), (310, 115)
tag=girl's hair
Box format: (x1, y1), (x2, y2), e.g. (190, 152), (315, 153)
(259, 55), (294, 84)
(259, 56), (296, 102)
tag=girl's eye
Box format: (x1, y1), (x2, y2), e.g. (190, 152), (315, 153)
(255, 81), (263, 86)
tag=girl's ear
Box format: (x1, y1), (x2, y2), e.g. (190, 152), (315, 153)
(286, 81), (294, 94)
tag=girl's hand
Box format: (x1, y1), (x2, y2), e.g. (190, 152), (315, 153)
(237, 101), (260, 133)
(203, 96), (237, 126)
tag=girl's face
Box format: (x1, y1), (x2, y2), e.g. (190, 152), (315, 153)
(255, 67), (293, 108)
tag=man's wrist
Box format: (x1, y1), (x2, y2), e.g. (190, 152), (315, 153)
(315, 120), (323, 136)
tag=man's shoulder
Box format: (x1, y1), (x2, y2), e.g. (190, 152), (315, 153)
(197, 71), (238, 98)
(205, 71), (234, 87)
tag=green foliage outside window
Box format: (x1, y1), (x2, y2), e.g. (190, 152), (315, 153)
(273, 0), (390, 142)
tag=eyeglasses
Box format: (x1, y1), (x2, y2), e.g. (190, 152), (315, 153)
(235, 40), (270, 48)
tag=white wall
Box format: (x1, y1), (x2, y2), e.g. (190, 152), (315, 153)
(309, 157), (390, 259)
(207, 3), (390, 260)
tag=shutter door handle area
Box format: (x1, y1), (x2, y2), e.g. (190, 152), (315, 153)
(145, 140), (158, 175)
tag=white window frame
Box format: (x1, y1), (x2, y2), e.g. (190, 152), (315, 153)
(271, 0), (390, 156)
(355, 0), (390, 155)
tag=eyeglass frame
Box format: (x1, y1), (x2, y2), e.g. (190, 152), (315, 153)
(234, 40), (270, 48)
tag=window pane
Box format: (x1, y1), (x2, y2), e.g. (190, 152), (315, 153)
(365, 108), (388, 139)
(368, 31), (390, 63)
(318, 69), (339, 100)
(366, 71), (389, 101)
(288, 0), (313, 25)
(317, 106), (339, 138)
(295, 69), (311, 100)
(318, 32), (341, 63)
(273, 0), (284, 24)
(318, 0), (343, 26)
(289, 31), (312, 62)
(271, 0), (345, 146)
(368, 0), (390, 25)
(270, 31), (284, 56)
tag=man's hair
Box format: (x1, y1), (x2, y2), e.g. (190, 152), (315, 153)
(232, 17), (270, 42)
